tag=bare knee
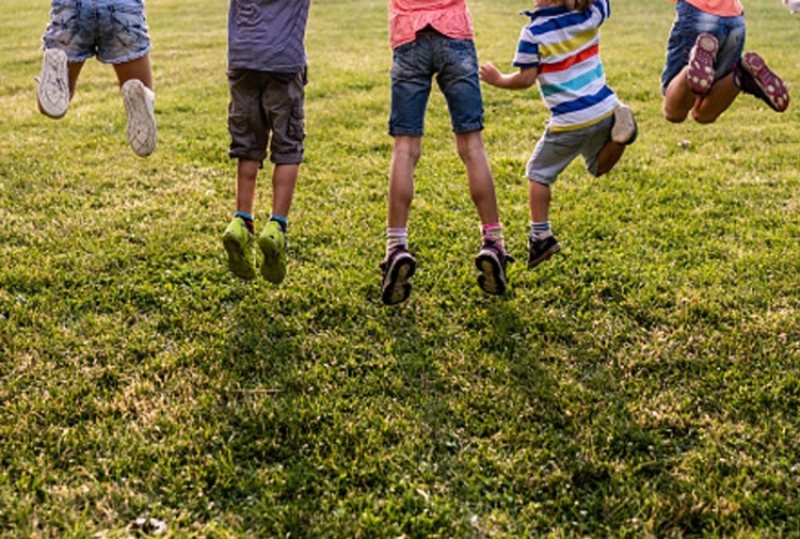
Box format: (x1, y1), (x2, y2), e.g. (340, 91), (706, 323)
(691, 110), (718, 124)
(663, 108), (688, 123)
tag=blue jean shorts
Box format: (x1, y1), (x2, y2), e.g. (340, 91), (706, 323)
(526, 115), (614, 185)
(660, 0), (745, 93)
(42, 0), (151, 64)
(389, 29), (484, 136)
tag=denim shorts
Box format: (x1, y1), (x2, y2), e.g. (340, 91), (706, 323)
(389, 29), (484, 136)
(228, 69), (307, 165)
(660, 0), (746, 94)
(42, 0), (151, 64)
(526, 115), (614, 185)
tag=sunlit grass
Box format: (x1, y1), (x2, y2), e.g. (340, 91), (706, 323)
(2, 0), (799, 536)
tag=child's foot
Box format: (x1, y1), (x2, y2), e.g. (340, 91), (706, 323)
(734, 52), (790, 112)
(611, 104), (638, 145)
(258, 220), (287, 284)
(37, 48), (69, 119)
(686, 33), (718, 95)
(527, 232), (561, 269)
(222, 217), (256, 281)
(380, 246), (416, 305)
(122, 79), (157, 157)
(475, 240), (512, 295)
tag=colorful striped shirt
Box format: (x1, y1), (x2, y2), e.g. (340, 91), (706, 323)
(513, 0), (618, 131)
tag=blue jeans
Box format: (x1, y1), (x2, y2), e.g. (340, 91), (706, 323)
(42, 0), (151, 64)
(389, 29), (484, 136)
(660, 0), (745, 94)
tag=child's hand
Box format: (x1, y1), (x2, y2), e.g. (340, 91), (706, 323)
(479, 63), (502, 86)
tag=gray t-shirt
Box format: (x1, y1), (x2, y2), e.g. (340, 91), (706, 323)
(228, 0), (310, 73)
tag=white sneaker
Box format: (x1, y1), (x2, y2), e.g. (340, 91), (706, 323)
(784, 0), (800, 13)
(611, 104), (638, 145)
(37, 49), (69, 119)
(121, 79), (157, 157)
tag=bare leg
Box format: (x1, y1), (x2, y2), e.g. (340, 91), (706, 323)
(271, 164), (299, 218)
(388, 135), (421, 229)
(691, 73), (740, 123)
(529, 180), (551, 224)
(236, 160), (260, 215)
(596, 140), (626, 176)
(662, 67), (697, 123)
(112, 54), (153, 89)
(67, 61), (85, 99)
(663, 67), (739, 124)
(455, 130), (499, 225)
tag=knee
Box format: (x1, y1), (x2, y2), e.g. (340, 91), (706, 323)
(393, 137), (422, 163)
(663, 109), (688, 124)
(691, 111), (718, 124)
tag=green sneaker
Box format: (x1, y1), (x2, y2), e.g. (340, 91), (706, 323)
(258, 220), (287, 284)
(222, 217), (256, 281)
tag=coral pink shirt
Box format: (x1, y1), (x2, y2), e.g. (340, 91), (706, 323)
(389, 0), (474, 50)
(669, 0), (744, 17)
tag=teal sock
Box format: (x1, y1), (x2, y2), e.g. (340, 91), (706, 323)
(270, 214), (288, 234)
(235, 211), (254, 234)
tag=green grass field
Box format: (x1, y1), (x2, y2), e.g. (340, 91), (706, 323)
(2, 0), (800, 536)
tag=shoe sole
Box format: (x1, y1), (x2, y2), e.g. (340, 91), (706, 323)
(258, 235), (286, 284)
(741, 52), (790, 112)
(37, 49), (69, 119)
(223, 232), (256, 281)
(527, 241), (561, 269)
(122, 79), (157, 157)
(475, 251), (506, 295)
(611, 105), (637, 145)
(381, 255), (416, 305)
(687, 33), (718, 95)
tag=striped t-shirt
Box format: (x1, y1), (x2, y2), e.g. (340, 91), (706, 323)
(513, 0), (618, 131)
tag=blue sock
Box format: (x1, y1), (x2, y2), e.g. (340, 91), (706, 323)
(235, 211), (254, 234)
(530, 221), (551, 239)
(270, 214), (288, 234)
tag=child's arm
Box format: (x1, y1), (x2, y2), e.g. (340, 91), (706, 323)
(479, 63), (538, 90)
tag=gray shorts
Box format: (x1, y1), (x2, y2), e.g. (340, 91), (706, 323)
(42, 0), (151, 64)
(526, 115), (614, 185)
(227, 68), (306, 165)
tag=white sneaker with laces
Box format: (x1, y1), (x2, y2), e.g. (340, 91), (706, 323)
(37, 49), (69, 119)
(121, 79), (157, 157)
(611, 104), (638, 145)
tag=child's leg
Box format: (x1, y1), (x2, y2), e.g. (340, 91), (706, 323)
(388, 135), (421, 229)
(222, 158), (260, 281)
(114, 54), (156, 156)
(236, 159), (260, 217)
(112, 54), (153, 89)
(662, 69), (697, 123)
(596, 142), (626, 177)
(527, 180), (561, 268)
(67, 61), (85, 98)
(455, 130), (499, 226)
(382, 135), (420, 305)
(271, 164), (299, 220)
(597, 105), (637, 175)
(529, 181), (550, 225)
(691, 74), (740, 123)
(258, 162), (297, 285)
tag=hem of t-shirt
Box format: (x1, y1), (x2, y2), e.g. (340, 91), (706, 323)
(547, 108), (614, 132)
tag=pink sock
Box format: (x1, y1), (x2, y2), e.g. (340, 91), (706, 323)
(481, 222), (504, 248)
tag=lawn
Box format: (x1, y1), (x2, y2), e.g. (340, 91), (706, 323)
(1, 0), (800, 537)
